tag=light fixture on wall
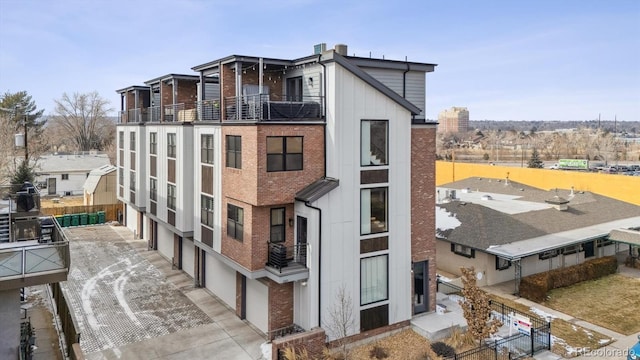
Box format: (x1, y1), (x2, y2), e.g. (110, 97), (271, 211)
(308, 77), (314, 87)
(288, 218), (294, 227)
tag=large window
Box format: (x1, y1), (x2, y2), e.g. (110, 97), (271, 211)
(129, 171), (135, 190)
(360, 255), (388, 305)
(130, 132), (136, 151)
(227, 204), (244, 241)
(267, 136), (303, 172)
(167, 184), (176, 210)
(149, 132), (157, 155)
(270, 208), (285, 243)
(149, 178), (157, 201)
(201, 195), (214, 227)
(360, 187), (388, 234)
(119, 132), (124, 149)
(226, 135), (241, 168)
(167, 133), (176, 158)
(201, 134), (214, 164)
(361, 120), (388, 166)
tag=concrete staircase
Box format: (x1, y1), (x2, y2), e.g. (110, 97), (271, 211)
(0, 212), (10, 242)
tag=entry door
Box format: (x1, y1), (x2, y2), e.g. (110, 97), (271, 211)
(413, 261), (429, 314)
(286, 77), (303, 101)
(47, 178), (56, 195)
(584, 241), (595, 258)
(296, 216), (308, 266)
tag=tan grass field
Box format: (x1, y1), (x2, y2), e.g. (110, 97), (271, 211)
(543, 273), (640, 336)
(41, 196), (85, 207)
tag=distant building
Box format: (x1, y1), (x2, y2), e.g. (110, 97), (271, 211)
(35, 153), (112, 197)
(83, 165), (117, 205)
(438, 106), (469, 133)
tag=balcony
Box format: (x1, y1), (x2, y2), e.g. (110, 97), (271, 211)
(0, 216), (70, 290)
(225, 95), (324, 122)
(265, 242), (308, 281)
(1, 184), (41, 219)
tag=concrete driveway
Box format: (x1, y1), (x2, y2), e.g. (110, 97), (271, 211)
(61, 225), (266, 360)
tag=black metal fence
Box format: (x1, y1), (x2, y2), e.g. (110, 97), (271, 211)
(436, 278), (551, 360)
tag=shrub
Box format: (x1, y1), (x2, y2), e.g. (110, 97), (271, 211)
(369, 344), (389, 359)
(430, 341), (455, 358)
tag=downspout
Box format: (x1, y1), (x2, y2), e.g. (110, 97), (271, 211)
(403, 63), (416, 122)
(316, 54), (328, 328)
(318, 54), (328, 176)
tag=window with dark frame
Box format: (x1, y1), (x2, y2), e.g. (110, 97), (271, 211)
(360, 187), (388, 235)
(119, 132), (124, 149)
(227, 204), (244, 241)
(270, 208), (285, 243)
(167, 133), (176, 158)
(539, 249), (559, 260)
(201, 195), (214, 227)
(562, 244), (582, 255)
(149, 178), (157, 201)
(130, 132), (136, 151)
(129, 171), (135, 190)
(149, 132), (157, 155)
(118, 167), (123, 185)
(267, 136), (303, 172)
(360, 254), (388, 305)
(61, 174), (69, 180)
(167, 184), (176, 210)
(361, 120), (388, 166)
(496, 256), (511, 270)
(226, 135), (241, 169)
(201, 134), (214, 164)
(451, 243), (475, 258)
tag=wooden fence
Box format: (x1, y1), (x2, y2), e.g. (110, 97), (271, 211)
(41, 203), (121, 223)
(51, 282), (84, 359)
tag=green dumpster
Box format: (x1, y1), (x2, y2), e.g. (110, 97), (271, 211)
(62, 215), (71, 227)
(97, 211), (106, 224)
(79, 213), (88, 226)
(88, 213), (97, 225)
(55, 215), (63, 227)
(71, 214), (80, 227)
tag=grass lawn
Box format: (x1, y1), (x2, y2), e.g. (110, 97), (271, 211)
(542, 273), (640, 336)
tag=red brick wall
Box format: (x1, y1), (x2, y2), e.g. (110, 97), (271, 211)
(161, 81), (172, 107)
(176, 79), (198, 108)
(410, 125), (437, 312)
(267, 279), (294, 338)
(221, 63), (235, 117)
(271, 328), (326, 360)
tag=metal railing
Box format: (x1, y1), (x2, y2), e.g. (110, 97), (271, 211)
(148, 106), (161, 122)
(196, 100), (221, 121)
(0, 184), (41, 216)
(268, 323), (305, 341)
(0, 240), (70, 279)
(224, 95), (324, 121)
(267, 242), (307, 272)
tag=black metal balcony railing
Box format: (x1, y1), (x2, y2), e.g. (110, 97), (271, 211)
(266, 242), (307, 272)
(1, 184), (41, 217)
(225, 95), (324, 121)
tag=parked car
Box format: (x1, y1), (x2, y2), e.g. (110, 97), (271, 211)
(628, 334), (640, 360)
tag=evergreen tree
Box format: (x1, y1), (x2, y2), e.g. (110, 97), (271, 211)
(11, 160), (35, 187)
(528, 148), (544, 168)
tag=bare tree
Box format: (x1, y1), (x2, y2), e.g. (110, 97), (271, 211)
(324, 285), (355, 359)
(50, 92), (114, 152)
(459, 267), (502, 343)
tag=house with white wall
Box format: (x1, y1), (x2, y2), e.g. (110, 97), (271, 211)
(36, 153), (111, 197)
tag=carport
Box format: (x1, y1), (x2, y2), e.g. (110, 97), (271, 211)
(608, 228), (640, 267)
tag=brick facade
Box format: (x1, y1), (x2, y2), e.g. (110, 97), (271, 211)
(267, 279), (294, 339)
(410, 125), (437, 312)
(271, 327), (326, 360)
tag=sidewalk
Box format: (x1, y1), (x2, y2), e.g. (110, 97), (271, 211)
(23, 285), (64, 360)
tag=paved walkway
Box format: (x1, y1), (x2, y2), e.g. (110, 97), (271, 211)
(61, 225), (267, 360)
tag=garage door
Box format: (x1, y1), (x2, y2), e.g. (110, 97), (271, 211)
(156, 225), (173, 261)
(246, 279), (269, 334)
(182, 238), (195, 278)
(204, 253), (236, 310)
(126, 204), (138, 236)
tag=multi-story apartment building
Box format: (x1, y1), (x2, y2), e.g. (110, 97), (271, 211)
(438, 106), (469, 133)
(0, 184), (70, 359)
(116, 44), (437, 351)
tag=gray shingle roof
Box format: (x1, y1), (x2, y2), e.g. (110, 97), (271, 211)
(36, 154), (111, 174)
(296, 177), (339, 203)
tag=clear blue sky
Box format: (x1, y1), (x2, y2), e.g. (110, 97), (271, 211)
(1, 0), (639, 121)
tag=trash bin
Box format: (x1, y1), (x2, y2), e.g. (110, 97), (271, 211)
(97, 211), (106, 224)
(62, 215), (71, 227)
(79, 213), (88, 226)
(88, 213), (97, 225)
(40, 217), (55, 243)
(55, 215), (63, 227)
(71, 214), (80, 227)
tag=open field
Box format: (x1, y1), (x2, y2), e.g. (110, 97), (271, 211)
(41, 195), (85, 207)
(543, 274), (640, 336)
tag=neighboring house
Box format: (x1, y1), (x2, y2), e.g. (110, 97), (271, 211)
(435, 177), (640, 293)
(83, 165), (117, 206)
(116, 43), (438, 346)
(36, 153), (111, 197)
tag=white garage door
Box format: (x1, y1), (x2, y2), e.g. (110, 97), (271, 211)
(204, 253), (236, 310)
(246, 279), (269, 334)
(182, 239), (195, 278)
(126, 204), (138, 236)
(157, 225), (173, 261)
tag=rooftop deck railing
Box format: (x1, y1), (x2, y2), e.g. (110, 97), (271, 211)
(225, 95), (324, 122)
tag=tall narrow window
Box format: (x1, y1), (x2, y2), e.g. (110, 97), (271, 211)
(149, 178), (157, 201)
(361, 187), (388, 234)
(270, 208), (285, 243)
(129, 171), (135, 190)
(201, 195), (214, 227)
(201, 134), (214, 164)
(119, 132), (124, 149)
(227, 204), (244, 241)
(130, 132), (136, 151)
(267, 136), (303, 172)
(361, 120), (388, 166)
(360, 255), (388, 305)
(167, 133), (176, 158)
(118, 167), (123, 185)
(167, 184), (176, 210)
(149, 132), (157, 155)
(226, 135), (241, 168)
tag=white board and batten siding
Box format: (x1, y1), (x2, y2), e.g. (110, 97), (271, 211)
(182, 238), (196, 278)
(204, 252), (236, 310)
(245, 279), (269, 334)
